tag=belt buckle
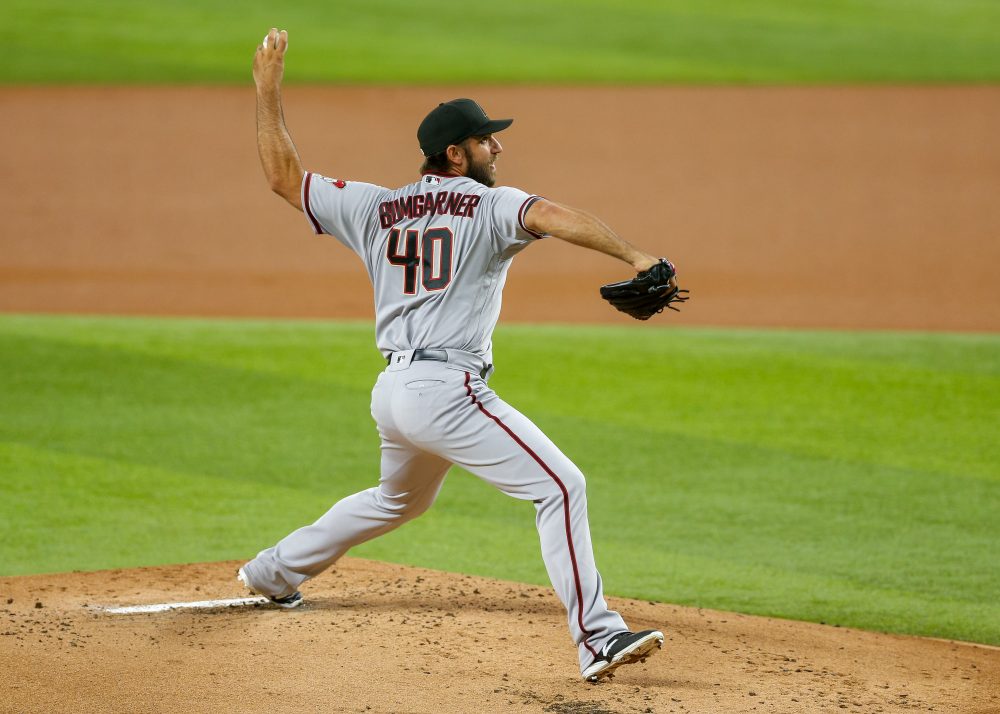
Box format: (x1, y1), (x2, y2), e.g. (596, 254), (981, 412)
(387, 350), (415, 372)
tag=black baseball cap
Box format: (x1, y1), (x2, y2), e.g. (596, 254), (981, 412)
(417, 98), (513, 157)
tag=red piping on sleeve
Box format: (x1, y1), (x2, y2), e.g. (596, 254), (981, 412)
(303, 172), (324, 235)
(518, 195), (545, 239)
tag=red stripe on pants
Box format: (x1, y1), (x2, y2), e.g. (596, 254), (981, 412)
(463, 372), (598, 659)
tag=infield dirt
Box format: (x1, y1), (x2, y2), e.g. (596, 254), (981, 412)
(1, 86), (998, 712)
(2, 86), (999, 330)
(1, 559), (997, 714)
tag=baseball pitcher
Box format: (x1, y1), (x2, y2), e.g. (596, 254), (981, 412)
(239, 28), (686, 683)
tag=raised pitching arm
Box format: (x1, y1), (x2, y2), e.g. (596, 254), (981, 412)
(253, 28), (304, 211)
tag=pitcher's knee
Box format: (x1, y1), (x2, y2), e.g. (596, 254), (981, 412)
(373, 488), (436, 521)
(558, 465), (587, 501)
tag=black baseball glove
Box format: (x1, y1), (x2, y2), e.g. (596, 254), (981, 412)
(599, 258), (689, 320)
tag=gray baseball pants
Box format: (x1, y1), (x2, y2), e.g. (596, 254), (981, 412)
(243, 350), (627, 671)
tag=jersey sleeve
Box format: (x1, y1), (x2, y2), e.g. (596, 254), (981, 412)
(487, 185), (545, 253)
(301, 172), (389, 259)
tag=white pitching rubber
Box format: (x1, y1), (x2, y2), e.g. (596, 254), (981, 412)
(103, 597), (267, 614)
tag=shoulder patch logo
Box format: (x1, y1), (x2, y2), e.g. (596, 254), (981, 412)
(423, 175), (441, 187)
(319, 175), (347, 189)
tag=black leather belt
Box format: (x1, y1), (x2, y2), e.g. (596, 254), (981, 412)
(386, 349), (448, 365)
(386, 349), (492, 379)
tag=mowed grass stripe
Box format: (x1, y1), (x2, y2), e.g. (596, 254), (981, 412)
(496, 325), (999, 482)
(0, 442), (317, 574)
(3, 0), (1000, 84)
(0, 314), (996, 645)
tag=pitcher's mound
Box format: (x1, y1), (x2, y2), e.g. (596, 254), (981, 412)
(0, 558), (995, 713)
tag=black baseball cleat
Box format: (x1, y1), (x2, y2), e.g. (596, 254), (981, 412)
(582, 629), (664, 683)
(237, 566), (303, 609)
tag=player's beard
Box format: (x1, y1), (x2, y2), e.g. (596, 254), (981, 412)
(462, 147), (496, 187)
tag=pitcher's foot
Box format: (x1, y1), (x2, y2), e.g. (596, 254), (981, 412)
(237, 566), (303, 609)
(582, 629), (664, 683)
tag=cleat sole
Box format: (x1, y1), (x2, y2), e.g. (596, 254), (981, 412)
(584, 631), (665, 684)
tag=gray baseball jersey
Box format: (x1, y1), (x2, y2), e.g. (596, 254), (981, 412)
(301, 171), (543, 362)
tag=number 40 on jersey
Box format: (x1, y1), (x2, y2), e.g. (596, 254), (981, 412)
(386, 227), (454, 294)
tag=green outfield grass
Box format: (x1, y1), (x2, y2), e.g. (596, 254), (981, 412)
(3, 0), (1000, 84)
(1, 315), (997, 644)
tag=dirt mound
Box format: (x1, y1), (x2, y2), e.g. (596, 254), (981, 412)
(0, 558), (996, 713)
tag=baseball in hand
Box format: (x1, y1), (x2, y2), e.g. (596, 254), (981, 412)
(263, 34), (269, 49)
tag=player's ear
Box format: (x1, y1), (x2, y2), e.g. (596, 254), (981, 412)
(446, 144), (466, 172)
